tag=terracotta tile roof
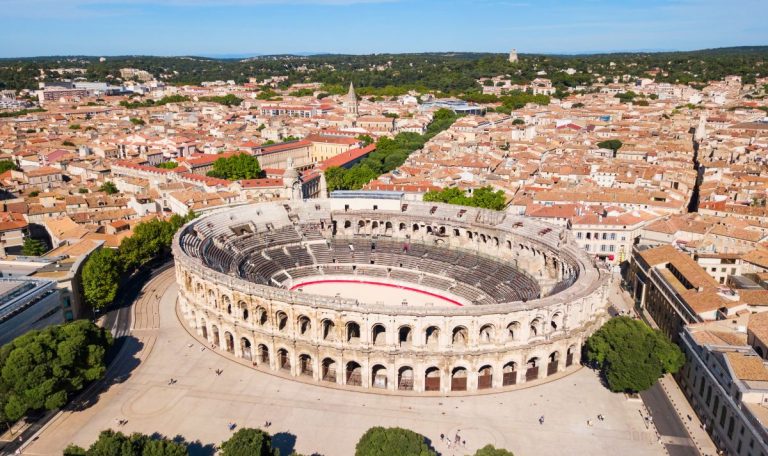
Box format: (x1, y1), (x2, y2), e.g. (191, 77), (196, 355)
(726, 352), (768, 381)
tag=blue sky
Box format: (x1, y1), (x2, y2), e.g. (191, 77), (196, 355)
(1, 0), (766, 57)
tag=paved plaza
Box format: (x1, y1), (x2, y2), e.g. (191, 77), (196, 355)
(24, 270), (665, 456)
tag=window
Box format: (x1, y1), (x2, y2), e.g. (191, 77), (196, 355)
(609, 245), (615, 252)
(577, 232), (583, 239)
(602, 233), (608, 240)
(600, 244), (607, 252)
(585, 244), (590, 252)
(610, 233), (616, 240)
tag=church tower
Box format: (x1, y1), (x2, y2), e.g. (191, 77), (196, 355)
(344, 82), (359, 116)
(508, 49), (518, 63)
(695, 114), (707, 142)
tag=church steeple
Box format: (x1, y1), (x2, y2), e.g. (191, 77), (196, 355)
(344, 81), (359, 116)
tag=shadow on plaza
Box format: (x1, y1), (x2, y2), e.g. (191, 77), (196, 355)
(65, 335), (145, 413)
(166, 434), (216, 456)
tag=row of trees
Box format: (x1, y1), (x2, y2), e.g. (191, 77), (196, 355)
(423, 186), (507, 211)
(325, 109), (458, 191)
(206, 153), (263, 180)
(81, 213), (197, 310)
(63, 426), (513, 456)
(118, 95), (190, 109)
(198, 94), (243, 107)
(0, 321), (112, 423)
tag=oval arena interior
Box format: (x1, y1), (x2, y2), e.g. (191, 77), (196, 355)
(173, 195), (609, 394)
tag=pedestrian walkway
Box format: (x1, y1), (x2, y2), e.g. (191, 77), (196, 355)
(658, 374), (718, 456)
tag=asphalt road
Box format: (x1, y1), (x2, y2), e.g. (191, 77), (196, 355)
(640, 382), (699, 456)
(0, 262), (172, 456)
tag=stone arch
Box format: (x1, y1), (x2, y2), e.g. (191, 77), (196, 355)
(507, 321), (521, 341)
(276, 311), (288, 331)
(452, 326), (468, 346)
(547, 351), (560, 376)
(357, 220), (365, 234)
(525, 357), (540, 382)
(345, 361), (362, 386)
(297, 315), (311, 337)
(425, 326), (440, 346)
(298, 353), (313, 376)
(344, 220), (352, 229)
(257, 344), (269, 365)
(207, 289), (217, 307)
(256, 306), (268, 326)
(529, 317), (543, 337)
(346, 321), (361, 342)
(321, 358), (337, 382)
(372, 324), (386, 346)
(412, 223), (420, 232)
(277, 348), (291, 371)
(211, 324), (220, 347)
(399, 222), (406, 232)
(424, 366), (441, 391)
(371, 364), (388, 389)
(566, 344), (577, 366)
(550, 311), (564, 331)
(200, 317), (208, 340)
(397, 366), (414, 391)
(502, 361), (518, 386)
(321, 319), (336, 341)
(224, 331), (234, 353)
(398, 325), (412, 347)
(238, 300), (249, 321)
(222, 294), (232, 314)
(478, 365), (493, 390)
(451, 366), (468, 391)
(479, 324), (495, 344)
(240, 337), (252, 360)
(385, 221), (393, 234)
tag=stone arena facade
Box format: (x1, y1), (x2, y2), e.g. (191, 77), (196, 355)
(173, 196), (609, 394)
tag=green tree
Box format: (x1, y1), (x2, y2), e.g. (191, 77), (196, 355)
(72, 430), (187, 456)
(355, 427), (435, 456)
(81, 248), (121, 310)
(155, 161), (178, 170)
(69, 124), (81, 130)
(0, 160), (18, 173)
(21, 237), (46, 256)
(423, 186), (506, 210)
(0, 320), (111, 421)
(129, 117), (145, 126)
(356, 134), (374, 146)
(220, 428), (277, 456)
(474, 445), (514, 456)
(207, 153), (263, 180)
(596, 139), (623, 152)
(199, 94), (243, 107)
(585, 316), (685, 393)
(99, 181), (118, 195)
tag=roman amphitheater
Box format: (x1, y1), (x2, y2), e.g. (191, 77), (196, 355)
(173, 194), (610, 394)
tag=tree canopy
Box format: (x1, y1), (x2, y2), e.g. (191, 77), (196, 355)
(0, 320), (111, 422)
(585, 316), (685, 393)
(220, 428), (278, 456)
(63, 430), (187, 456)
(423, 186), (507, 211)
(474, 445), (515, 456)
(207, 153), (263, 180)
(199, 94), (243, 107)
(81, 212), (196, 310)
(82, 248), (122, 310)
(326, 109), (458, 192)
(0, 160), (18, 173)
(155, 161), (178, 169)
(21, 237), (46, 256)
(355, 427), (436, 456)
(99, 181), (118, 195)
(597, 139), (623, 152)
